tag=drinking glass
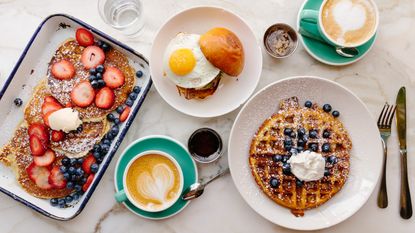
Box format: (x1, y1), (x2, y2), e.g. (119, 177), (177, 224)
(98, 0), (144, 36)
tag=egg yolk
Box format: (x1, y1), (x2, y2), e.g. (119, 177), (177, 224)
(169, 48), (196, 76)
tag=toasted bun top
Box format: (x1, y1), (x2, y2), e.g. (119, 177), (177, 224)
(199, 28), (244, 77)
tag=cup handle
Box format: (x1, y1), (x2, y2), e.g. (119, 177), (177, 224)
(300, 9), (319, 24)
(114, 189), (128, 203)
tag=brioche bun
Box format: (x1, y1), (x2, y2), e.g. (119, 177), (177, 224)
(199, 28), (244, 76)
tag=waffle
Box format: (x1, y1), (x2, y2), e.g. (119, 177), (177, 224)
(249, 97), (352, 216)
(47, 39), (135, 122)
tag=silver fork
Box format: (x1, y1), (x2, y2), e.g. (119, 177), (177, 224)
(377, 103), (396, 208)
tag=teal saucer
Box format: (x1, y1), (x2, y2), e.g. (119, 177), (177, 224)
(297, 0), (376, 66)
(114, 135), (198, 219)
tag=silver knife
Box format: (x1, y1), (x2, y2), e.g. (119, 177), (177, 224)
(396, 86), (412, 219)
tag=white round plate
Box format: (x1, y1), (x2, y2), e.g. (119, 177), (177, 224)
(228, 76), (382, 230)
(150, 6), (262, 118)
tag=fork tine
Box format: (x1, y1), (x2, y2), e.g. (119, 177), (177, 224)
(377, 103), (388, 126)
(387, 105), (396, 126)
(382, 105), (391, 126)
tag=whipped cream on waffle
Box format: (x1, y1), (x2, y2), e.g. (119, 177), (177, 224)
(288, 151), (325, 182)
(48, 108), (82, 133)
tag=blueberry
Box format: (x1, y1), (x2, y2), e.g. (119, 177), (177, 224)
(96, 65), (105, 73)
(63, 172), (71, 181)
(93, 152), (101, 159)
(309, 129), (318, 139)
(297, 128), (306, 137)
(296, 179), (304, 187)
(96, 72), (102, 79)
(322, 143), (331, 152)
(136, 70), (143, 78)
(282, 155), (291, 163)
(58, 198), (66, 208)
(269, 178), (280, 188)
(68, 166), (76, 174)
(97, 79), (106, 88)
(125, 99), (133, 107)
(60, 166), (67, 173)
(88, 75), (96, 82)
(133, 86), (141, 93)
(324, 168), (330, 176)
(89, 68), (97, 75)
(284, 138), (292, 151)
(96, 157), (104, 164)
(62, 158), (70, 167)
(65, 195), (73, 203)
(102, 42), (111, 52)
(76, 168), (84, 176)
(72, 192), (80, 200)
(284, 128), (293, 136)
(66, 181), (74, 189)
(107, 113), (115, 122)
(129, 92), (138, 100)
(14, 98), (23, 107)
(309, 143), (318, 152)
(106, 132), (115, 140)
(297, 139), (305, 147)
(327, 155), (338, 164)
(323, 130), (330, 138)
(90, 163), (99, 173)
(111, 125), (119, 134)
(76, 125), (83, 133)
(91, 80), (99, 89)
(304, 100), (312, 108)
(77, 158), (84, 165)
(114, 119), (120, 125)
(116, 106), (124, 114)
(80, 177), (87, 185)
(273, 154), (283, 162)
(93, 144), (102, 153)
(74, 184), (82, 192)
(70, 158), (77, 166)
(103, 139), (111, 145)
(323, 104), (332, 112)
(332, 110), (340, 118)
(302, 134), (309, 142)
(297, 146), (304, 152)
(290, 148), (298, 155)
(101, 144), (110, 154)
(50, 198), (59, 206)
(282, 163), (291, 175)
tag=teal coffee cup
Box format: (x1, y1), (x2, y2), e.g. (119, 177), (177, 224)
(300, 0), (379, 48)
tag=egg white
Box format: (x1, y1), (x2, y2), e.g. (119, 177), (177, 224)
(163, 33), (221, 89)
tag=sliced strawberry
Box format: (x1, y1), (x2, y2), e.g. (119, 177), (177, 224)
(82, 154), (96, 174)
(49, 165), (67, 189)
(33, 149), (55, 167)
(27, 163), (53, 190)
(51, 60), (75, 80)
(29, 135), (47, 156)
(28, 123), (49, 144)
(41, 101), (62, 116)
(119, 106), (131, 122)
(103, 67), (125, 89)
(43, 111), (54, 127)
(65, 102), (73, 108)
(71, 81), (95, 107)
(81, 46), (105, 69)
(45, 96), (59, 104)
(76, 28), (95, 47)
(82, 174), (95, 192)
(95, 87), (115, 109)
(51, 130), (65, 142)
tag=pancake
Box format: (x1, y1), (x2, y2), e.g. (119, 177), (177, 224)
(3, 124), (72, 199)
(47, 39), (135, 122)
(249, 97), (352, 216)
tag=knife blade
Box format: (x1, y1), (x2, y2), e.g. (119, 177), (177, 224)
(395, 86), (412, 219)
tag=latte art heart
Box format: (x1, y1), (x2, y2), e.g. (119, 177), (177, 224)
(136, 164), (175, 203)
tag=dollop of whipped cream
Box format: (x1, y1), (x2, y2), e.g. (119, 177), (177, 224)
(288, 150), (325, 182)
(48, 108), (82, 133)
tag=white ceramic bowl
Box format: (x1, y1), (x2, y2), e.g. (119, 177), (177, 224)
(150, 6), (262, 118)
(228, 76), (382, 230)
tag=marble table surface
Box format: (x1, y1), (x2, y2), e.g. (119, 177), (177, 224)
(0, 0), (414, 232)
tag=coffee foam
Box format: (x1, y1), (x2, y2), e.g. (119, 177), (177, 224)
(322, 0), (376, 46)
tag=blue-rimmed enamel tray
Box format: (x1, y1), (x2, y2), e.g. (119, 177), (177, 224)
(0, 14), (152, 220)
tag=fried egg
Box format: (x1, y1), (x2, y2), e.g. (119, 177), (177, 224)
(163, 33), (220, 89)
